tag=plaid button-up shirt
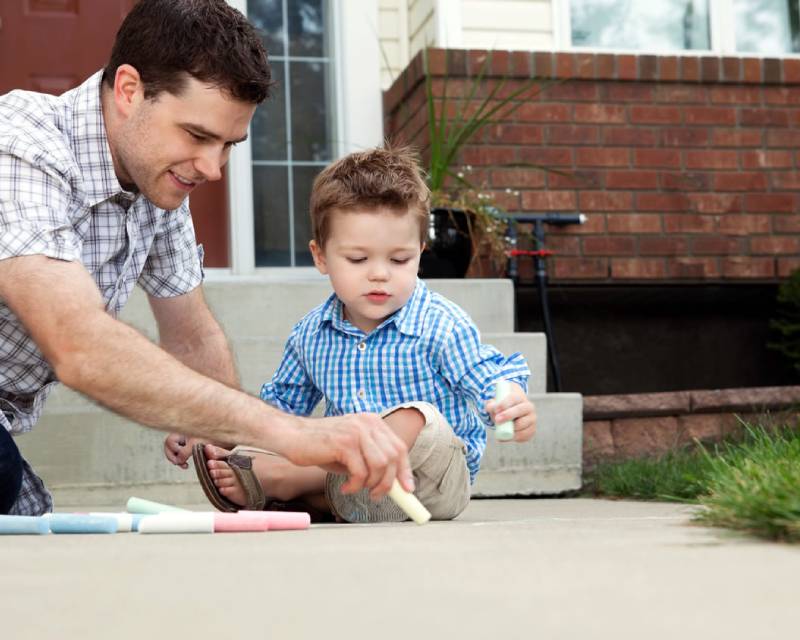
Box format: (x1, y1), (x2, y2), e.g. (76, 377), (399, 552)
(260, 279), (531, 483)
(0, 71), (204, 513)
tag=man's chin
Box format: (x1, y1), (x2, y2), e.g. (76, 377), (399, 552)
(145, 190), (189, 211)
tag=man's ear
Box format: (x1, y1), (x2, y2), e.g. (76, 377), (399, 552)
(309, 240), (328, 275)
(113, 64), (144, 118)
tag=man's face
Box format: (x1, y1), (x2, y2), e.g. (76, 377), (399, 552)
(112, 76), (255, 210)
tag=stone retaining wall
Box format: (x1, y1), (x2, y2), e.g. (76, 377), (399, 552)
(582, 385), (800, 468)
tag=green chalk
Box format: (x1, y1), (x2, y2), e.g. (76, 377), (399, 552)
(494, 379), (515, 441)
(126, 497), (189, 515)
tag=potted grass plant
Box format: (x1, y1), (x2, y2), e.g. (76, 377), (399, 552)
(417, 48), (554, 278)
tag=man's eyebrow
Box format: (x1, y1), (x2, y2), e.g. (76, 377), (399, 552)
(182, 123), (248, 144)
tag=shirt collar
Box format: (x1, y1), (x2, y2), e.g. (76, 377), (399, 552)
(70, 70), (139, 207)
(315, 278), (430, 338)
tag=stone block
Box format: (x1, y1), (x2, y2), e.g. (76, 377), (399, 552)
(583, 420), (614, 467)
(611, 416), (680, 459)
(583, 392), (691, 419)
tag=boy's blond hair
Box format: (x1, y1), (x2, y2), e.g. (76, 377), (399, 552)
(310, 146), (431, 248)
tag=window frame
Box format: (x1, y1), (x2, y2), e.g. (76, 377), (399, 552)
(220, 0), (383, 277)
(557, 0), (800, 57)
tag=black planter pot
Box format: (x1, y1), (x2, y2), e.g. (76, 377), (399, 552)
(419, 207), (473, 278)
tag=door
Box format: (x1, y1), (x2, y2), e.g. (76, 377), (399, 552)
(0, 0), (230, 266)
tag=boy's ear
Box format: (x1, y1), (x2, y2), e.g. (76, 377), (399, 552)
(309, 240), (328, 274)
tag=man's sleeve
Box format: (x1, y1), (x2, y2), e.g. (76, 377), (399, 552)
(438, 317), (531, 427)
(138, 201), (204, 298)
(260, 331), (323, 417)
(0, 152), (82, 263)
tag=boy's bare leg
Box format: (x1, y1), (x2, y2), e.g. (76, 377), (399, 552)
(204, 408), (425, 508)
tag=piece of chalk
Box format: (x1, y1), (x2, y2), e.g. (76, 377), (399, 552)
(260, 511), (311, 531)
(137, 513), (215, 534)
(213, 513), (270, 532)
(90, 512), (134, 533)
(388, 479), (431, 525)
(45, 514), (118, 534)
(126, 497), (189, 514)
(494, 379), (515, 442)
(0, 515), (50, 535)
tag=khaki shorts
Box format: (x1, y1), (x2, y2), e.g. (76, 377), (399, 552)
(381, 401), (471, 521)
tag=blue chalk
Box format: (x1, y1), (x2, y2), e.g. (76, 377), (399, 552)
(0, 515), (50, 535)
(46, 514), (119, 534)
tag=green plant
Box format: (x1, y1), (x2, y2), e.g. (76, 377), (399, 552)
(422, 49), (553, 274)
(769, 268), (800, 376)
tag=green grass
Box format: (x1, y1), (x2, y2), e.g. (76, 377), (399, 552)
(585, 421), (800, 542)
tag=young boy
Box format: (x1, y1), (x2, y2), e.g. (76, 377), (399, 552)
(185, 146), (536, 522)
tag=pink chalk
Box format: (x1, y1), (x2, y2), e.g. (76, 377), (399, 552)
(261, 511), (311, 531)
(213, 513), (270, 532)
(211, 511), (310, 532)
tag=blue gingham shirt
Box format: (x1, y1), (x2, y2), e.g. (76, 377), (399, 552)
(0, 71), (204, 514)
(261, 279), (530, 482)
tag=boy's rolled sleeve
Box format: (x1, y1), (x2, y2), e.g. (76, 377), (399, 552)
(138, 202), (204, 298)
(0, 154), (82, 264)
(259, 335), (322, 416)
(439, 319), (531, 427)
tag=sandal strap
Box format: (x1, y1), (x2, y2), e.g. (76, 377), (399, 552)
(226, 453), (267, 510)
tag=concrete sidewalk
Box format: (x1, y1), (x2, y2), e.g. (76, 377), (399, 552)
(1, 498), (798, 639)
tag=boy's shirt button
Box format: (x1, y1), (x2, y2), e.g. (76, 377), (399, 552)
(358, 390), (366, 399)
(357, 342), (366, 352)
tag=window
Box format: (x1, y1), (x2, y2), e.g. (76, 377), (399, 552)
(564, 0), (800, 55)
(248, 0), (334, 267)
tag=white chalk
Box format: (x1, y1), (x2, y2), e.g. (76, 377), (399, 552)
(137, 513), (215, 534)
(494, 379), (515, 441)
(90, 512), (134, 533)
(388, 479), (431, 525)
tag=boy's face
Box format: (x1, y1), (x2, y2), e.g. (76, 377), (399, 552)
(109, 66), (254, 210)
(309, 206), (424, 334)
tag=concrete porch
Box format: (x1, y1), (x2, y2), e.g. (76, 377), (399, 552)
(16, 277), (582, 507)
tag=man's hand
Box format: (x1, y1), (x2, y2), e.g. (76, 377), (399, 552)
(163, 433), (196, 469)
(280, 413), (414, 498)
(485, 382), (537, 442)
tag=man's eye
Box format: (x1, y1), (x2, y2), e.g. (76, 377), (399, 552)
(188, 131), (206, 142)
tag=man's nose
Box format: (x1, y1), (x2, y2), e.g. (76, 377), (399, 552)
(194, 147), (224, 182)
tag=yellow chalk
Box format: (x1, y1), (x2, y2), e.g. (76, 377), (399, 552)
(388, 479), (431, 525)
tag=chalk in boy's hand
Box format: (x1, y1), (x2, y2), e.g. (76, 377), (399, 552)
(485, 379), (537, 443)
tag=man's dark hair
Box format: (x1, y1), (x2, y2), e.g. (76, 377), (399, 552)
(103, 0), (272, 103)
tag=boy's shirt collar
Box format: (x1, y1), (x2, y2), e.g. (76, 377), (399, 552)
(316, 278), (429, 338)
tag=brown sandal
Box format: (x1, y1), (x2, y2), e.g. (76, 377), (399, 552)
(192, 444), (273, 512)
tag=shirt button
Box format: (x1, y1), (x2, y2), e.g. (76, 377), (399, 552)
(358, 390), (366, 399)
(357, 342), (366, 352)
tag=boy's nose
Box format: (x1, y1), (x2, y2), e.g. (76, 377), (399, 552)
(368, 263), (390, 281)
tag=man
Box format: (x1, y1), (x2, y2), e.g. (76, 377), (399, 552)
(0, 0), (412, 516)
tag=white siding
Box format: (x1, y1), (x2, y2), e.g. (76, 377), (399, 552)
(409, 0), (437, 61)
(379, 0), (409, 88)
(460, 0), (555, 50)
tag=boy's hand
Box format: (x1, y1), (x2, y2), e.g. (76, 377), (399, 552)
(163, 433), (196, 469)
(485, 382), (537, 443)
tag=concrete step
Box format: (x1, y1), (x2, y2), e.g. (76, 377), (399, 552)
(17, 391), (581, 508)
(119, 276), (517, 340)
(472, 392), (583, 497)
(44, 331), (547, 413)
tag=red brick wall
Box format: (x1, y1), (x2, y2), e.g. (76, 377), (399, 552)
(384, 49), (800, 283)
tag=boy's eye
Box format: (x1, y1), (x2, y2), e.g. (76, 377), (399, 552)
(346, 257), (366, 264)
(391, 257), (411, 264)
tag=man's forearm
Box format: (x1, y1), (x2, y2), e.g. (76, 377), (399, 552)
(61, 309), (295, 453)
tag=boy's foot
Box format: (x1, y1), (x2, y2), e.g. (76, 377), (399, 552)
(202, 443), (328, 509)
